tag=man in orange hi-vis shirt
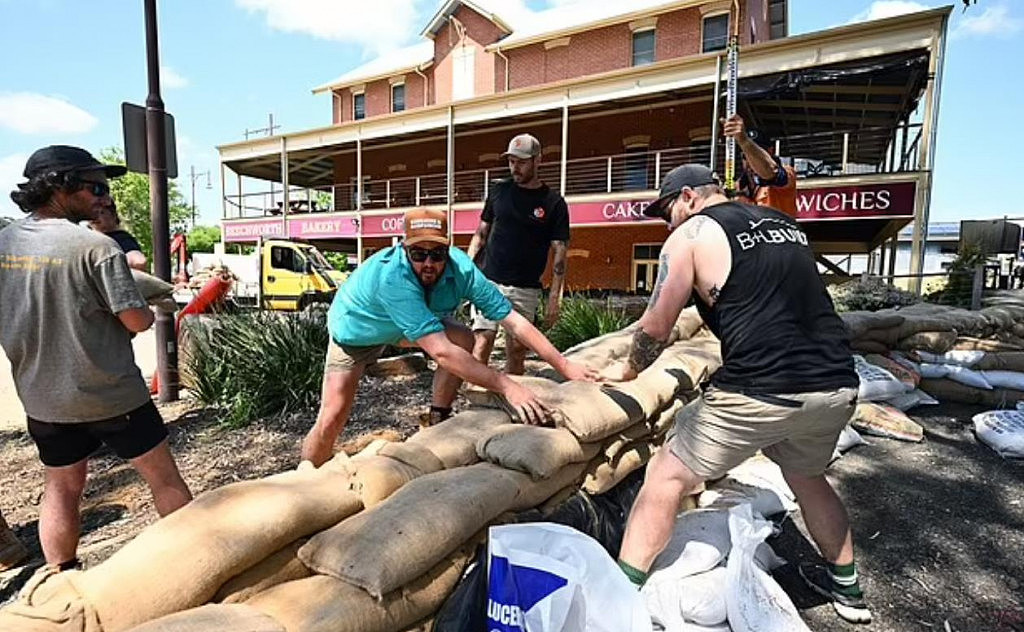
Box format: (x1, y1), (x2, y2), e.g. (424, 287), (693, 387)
(722, 114), (798, 218)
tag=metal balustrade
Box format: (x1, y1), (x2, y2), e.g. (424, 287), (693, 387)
(223, 123), (925, 219)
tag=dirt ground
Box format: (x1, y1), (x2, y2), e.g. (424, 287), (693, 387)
(1, 356), (1022, 629)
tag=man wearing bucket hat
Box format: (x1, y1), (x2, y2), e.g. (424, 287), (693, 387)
(301, 208), (597, 467)
(467, 133), (571, 375)
(607, 164), (870, 623)
(722, 113), (798, 217)
(1, 146), (192, 571)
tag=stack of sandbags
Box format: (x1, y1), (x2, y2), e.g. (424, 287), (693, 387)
(0, 316), (724, 632)
(842, 303), (1024, 356)
(187, 264), (238, 290)
(900, 349), (1024, 408)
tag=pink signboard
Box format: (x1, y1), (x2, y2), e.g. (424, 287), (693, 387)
(223, 218), (284, 241)
(795, 181), (916, 220)
(288, 216), (359, 239)
(360, 213), (407, 237)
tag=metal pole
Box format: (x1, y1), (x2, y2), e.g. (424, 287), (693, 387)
(710, 54), (723, 170)
(560, 98), (568, 196)
(190, 164), (197, 227)
(280, 137), (289, 237)
(144, 0), (177, 402)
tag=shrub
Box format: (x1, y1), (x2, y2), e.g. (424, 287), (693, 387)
(829, 277), (919, 313)
(180, 310), (328, 427)
(545, 294), (636, 351)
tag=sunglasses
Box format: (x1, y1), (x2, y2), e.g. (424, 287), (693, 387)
(406, 246), (447, 263)
(80, 181), (111, 197)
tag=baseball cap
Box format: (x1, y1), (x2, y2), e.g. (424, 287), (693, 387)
(502, 134), (541, 159)
(403, 208), (449, 247)
(643, 164), (719, 218)
(23, 145), (127, 180)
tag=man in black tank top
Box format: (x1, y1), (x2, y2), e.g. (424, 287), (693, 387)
(607, 164), (870, 624)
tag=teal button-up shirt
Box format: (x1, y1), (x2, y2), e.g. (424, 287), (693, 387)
(327, 244), (512, 346)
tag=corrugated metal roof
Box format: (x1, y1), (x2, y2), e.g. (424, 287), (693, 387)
(311, 41), (435, 94)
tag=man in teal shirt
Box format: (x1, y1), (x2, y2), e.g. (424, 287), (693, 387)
(302, 208), (596, 467)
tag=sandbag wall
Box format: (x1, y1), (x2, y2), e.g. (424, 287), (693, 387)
(0, 308), (719, 632)
(843, 302), (1024, 411)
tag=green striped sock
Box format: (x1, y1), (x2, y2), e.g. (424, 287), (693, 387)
(617, 559), (648, 588)
(829, 561), (863, 598)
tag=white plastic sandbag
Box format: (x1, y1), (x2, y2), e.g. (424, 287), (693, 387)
(853, 355), (906, 401)
(643, 566), (728, 629)
(918, 363), (950, 379)
(836, 425), (867, 452)
(945, 365), (993, 390)
(487, 522), (652, 632)
(725, 504), (811, 632)
(915, 349), (986, 367)
(980, 370), (1024, 391)
(972, 410), (1024, 458)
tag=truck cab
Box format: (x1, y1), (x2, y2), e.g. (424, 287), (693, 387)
(261, 239), (345, 311)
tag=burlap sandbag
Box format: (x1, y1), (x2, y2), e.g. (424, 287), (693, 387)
(131, 269), (174, 300)
(602, 399), (682, 461)
(76, 466), (361, 632)
(350, 442), (445, 507)
(583, 441), (656, 495)
(507, 462), (589, 512)
(126, 604), (284, 632)
(975, 352), (1024, 372)
(0, 566), (101, 632)
(214, 540), (311, 604)
(299, 463), (520, 599)
(919, 378), (1024, 407)
(1012, 323), (1024, 339)
(864, 354), (919, 389)
(476, 425), (598, 480)
(897, 331), (958, 354)
(406, 408), (512, 468)
(648, 335), (722, 392)
(840, 311), (905, 339)
(859, 326), (901, 348)
(248, 545), (473, 632)
(850, 403), (923, 442)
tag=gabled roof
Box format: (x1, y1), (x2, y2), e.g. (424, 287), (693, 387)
(420, 0), (515, 39)
(487, 0), (694, 51)
(311, 41), (435, 95)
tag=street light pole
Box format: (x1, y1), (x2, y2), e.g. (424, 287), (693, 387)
(189, 165), (210, 227)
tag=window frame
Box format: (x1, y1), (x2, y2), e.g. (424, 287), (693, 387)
(631, 28), (656, 67)
(701, 12), (730, 53)
(352, 91), (366, 120)
(391, 82), (405, 113)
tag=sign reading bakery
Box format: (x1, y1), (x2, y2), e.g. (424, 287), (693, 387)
(795, 181), (916, 220)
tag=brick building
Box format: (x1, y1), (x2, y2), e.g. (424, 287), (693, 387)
(218, 0), (950, 294)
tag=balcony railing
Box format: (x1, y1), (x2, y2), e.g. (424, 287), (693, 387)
(224, 123), (924, 219)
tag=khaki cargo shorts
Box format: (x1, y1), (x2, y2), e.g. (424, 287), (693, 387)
(324, 338), (386, 373)
(667, 385), (858, 479)
(471, 284), (541, 331)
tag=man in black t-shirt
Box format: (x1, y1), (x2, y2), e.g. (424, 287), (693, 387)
(467, 133), (570, 375)
(90, 201), (148, 271)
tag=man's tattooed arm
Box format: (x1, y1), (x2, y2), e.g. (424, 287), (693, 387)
(680, 215), (710, 240)
(708, 284), (721, 304)
(647, 252), (669, 310)
(627, 328), (670, 375)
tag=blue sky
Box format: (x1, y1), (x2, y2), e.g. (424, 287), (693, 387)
(0, 0), (1019, 227)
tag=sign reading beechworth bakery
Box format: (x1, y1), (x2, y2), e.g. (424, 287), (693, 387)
(795, 181), (916, 220)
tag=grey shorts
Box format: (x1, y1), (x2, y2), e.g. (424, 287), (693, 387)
(471, 285), (541, 331)
(667, 386), (858, 479)
(324, 338), (386, 373)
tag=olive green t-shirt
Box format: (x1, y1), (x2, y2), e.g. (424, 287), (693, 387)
(0, 217), (150, 422)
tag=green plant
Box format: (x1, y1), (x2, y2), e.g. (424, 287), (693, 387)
(323, 251), (349, 270)
(187, 225), (222, 253)
(924, 242), (986, 307)
(180, 310), (328, 427)
(829, 277), (919, 312)
(545, 294), (636, 351)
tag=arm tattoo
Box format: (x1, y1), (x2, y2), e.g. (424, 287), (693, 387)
(553, 260), (566, 276)
(628, 328), (669, 374)
(680, 215), (710, 240)
(551, 241), (567, 277)
(708, 284), (721, 303)
(648, 252), (669, 309)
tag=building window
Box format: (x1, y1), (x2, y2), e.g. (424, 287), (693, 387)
(631, 29), (656, 66)
(353, 92), (365, 120)
(632, 244), (662, 294)
(392, 83), (405, 113)
(702, 13), (730, 53)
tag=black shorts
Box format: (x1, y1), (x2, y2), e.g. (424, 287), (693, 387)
(27, 400), (168, 467)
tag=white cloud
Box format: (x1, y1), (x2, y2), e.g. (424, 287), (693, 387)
(953, 4), (1022, 39)
(0, 93), (98, 135)
(846, 1), (930, 24)
(161, 66), (189, 89)
(235, 0), (426, 55)
(0, 153), (29, 217)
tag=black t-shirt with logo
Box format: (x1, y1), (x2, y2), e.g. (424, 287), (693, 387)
(480, 180), (570, 288)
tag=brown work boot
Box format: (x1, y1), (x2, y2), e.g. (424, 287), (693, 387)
(0, 513), (29, 571)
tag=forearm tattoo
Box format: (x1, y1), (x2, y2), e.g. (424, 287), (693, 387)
(551, 242), (567, 277)
(553, 260), (566, 276)
(628, 328), (669, 374)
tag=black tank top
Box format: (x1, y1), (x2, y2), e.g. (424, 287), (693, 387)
(694, 202), (857, 394)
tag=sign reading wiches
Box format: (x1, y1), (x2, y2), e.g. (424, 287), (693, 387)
(794, 181), (916, 220)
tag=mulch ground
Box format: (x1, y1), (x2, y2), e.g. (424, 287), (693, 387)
(2, 376), (1022, 631)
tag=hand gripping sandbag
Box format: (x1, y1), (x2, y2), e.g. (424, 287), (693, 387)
(725, 504), (811, 632)
(486, 523), (651, 632)
(73, 466), (361, 632)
